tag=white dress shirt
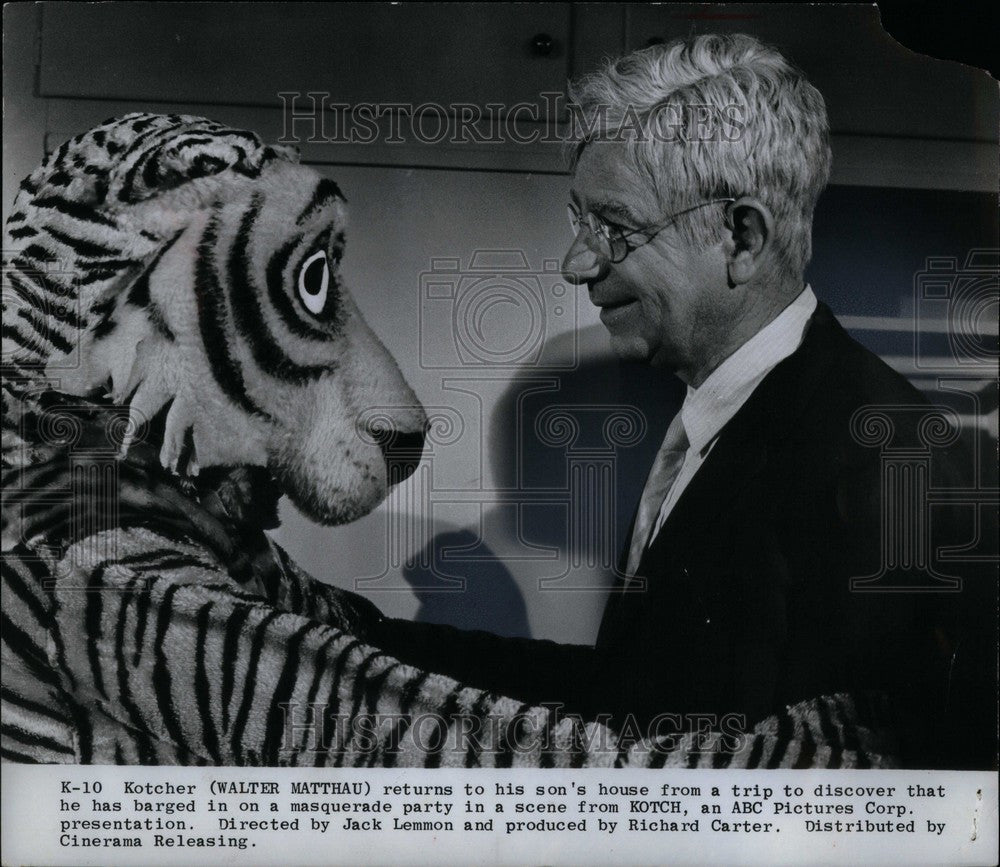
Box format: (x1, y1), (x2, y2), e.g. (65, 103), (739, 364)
(642, 285), (818, 547)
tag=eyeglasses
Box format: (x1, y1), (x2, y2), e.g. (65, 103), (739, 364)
(567, 198), (736, 264)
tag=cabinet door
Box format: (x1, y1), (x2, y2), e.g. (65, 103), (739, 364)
(39, 2), (570, 113)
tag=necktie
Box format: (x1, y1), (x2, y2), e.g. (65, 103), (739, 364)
(625, 413), (689, 578)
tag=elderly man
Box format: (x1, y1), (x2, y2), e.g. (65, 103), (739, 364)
(368, 34), (989, 769)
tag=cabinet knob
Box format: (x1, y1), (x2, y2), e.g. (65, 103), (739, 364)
(531, 32), (554, 57)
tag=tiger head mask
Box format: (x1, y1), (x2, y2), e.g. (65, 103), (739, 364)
(2, 113), (427, 525)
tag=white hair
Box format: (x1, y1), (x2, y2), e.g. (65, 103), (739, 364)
(568, 33), (832, 276)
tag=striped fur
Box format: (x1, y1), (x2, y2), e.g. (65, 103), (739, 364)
(2, 114), (900, 767)
(2, 530), (897, 767)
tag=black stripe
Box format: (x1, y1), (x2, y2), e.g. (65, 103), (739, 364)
(84, 564), (110, 701)
(496, 705), (533, 769)
(296, 634), (337, 762)
(766, 712), (794, 769)
(80, 258), (140, 273)
(792, 722), (816, 770)
(44, 579), (78, 693)
(262, 621), (318, 762)
(170, 135), (215, 149)
(0, 610), (61, 688)
(193, 214), (271, 419)
(77, 267), (126, 286)
(274, 545), (305, 613)
(832, 694), (861, 754)
(129, 555), (212, 574)
(1, 557), (51, 625)
(51, 139), (72, 168)
(116, 125), (186, 201)
(356, 661), (401, 768)
(188, 582), (262, 603)
(20, 243), (56, 265)
(712, 741), (734, 768)
(538, 703), (559, 770)
(815, 696), (840, 746)
(221, 603), (253, 732)
(15, 307), (74, 355)
(194, 602), (223, 763)
(335, 649), (392, 768)
(423, 686), (461, 770)
(8, 225), (37, 239)
(9, 262), (77, 299)
(5, 270), (85, 328)
(313, 638), (363, 767)
(0, 721), (74, 757)
(227, 199), (331, 383)
(0, 685), (68, 726)
(111, 547), (201, 568)
(127, 230), (184, 308)
(152, 583), (189, 757)
(30, 195), (117, 227)
(112, 573), (157, 765)
(0, 745), (45, 763)
(266, 237), (331, 341)
(380, 668), (433, 770)
(461, 689), (494, 770)
(648, 729), (671, 769)
(296, 178), (345, 224)
(231, 610), (282, 763)
(1, 324), (43, 355)
(45, 225), (122, 259)
(0, 722), (75, 756)
(131, 574), (153, 666)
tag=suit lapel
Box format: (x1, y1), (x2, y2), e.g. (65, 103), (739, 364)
(638, 302), (844, 567)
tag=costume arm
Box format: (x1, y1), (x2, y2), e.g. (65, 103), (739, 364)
(41, 529), (897, 768)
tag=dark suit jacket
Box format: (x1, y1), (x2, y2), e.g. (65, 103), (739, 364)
(371, 303), (996, 769)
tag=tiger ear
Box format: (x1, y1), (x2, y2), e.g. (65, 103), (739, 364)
(111, 126), (292, 204)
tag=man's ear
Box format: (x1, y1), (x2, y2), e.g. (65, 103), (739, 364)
(724, 197), (774, 286)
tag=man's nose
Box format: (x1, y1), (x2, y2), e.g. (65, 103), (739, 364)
(561, 234), (607, 285)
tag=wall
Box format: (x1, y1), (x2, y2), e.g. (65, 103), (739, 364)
(3, 3), (997, 644)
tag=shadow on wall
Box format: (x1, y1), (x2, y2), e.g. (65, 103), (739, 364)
(402, 527), (532, 638)
(401, 325), (684, 639)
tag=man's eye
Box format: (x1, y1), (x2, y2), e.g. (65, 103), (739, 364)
(595, 214), (630, 236)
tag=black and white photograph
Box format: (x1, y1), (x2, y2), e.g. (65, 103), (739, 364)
(2, 2), (997, 864)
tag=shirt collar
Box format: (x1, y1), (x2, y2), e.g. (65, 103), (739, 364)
(681, 285), (818, 455)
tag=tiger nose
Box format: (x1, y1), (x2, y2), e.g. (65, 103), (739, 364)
(368, 425), (426, 484)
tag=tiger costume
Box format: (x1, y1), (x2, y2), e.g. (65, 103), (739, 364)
(1, 113), (896, 767)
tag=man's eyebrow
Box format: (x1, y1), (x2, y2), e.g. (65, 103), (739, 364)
(588, 200), (642, 225)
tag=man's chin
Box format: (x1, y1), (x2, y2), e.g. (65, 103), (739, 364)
(607, 332), (656, 364)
